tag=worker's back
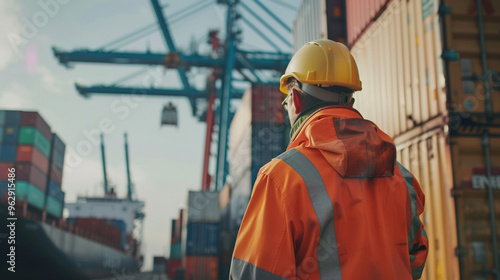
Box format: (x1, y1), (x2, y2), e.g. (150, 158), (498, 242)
(231, 106), (427, 279)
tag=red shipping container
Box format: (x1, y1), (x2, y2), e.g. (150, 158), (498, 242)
(184, 256), (218, 280)
(251, 84), (285, 124)
(346, 0), (391, 46)
(16, 163), (47, 191)
(16, 145), (49, 173)
(20, 112), (51, 140)
(0, 163), (15, 180)
(167, 259), (181, 279)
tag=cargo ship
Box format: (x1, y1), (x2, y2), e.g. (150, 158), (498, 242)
(0, 110), (144, 279)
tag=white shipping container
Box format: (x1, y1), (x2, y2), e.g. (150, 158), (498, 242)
(292, 0), (328, 51)
(351, 0), (447, 138)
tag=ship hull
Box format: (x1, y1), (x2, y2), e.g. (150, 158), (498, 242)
(0, 210), (140, 280)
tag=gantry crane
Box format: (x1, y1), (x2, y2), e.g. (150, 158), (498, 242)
(53, 0), (295, 191)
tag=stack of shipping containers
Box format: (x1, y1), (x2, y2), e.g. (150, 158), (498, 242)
(46, 132), (65, 220)
(292, 0), (500, 279)
(182, 191), (219, 280)
(0, 110), (66, 221)
(168, 209), (183, 279)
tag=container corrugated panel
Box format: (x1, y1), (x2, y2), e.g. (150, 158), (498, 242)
(16, 163), (47, 191)
(185, 222), (219, 256)
(16, 181), (46, 210)
(170, 242), (181, 259)
(444, 0), (500, 115)
(187, 190), (219, 223)
(16, 145), (49, 173)
(50, 164), (63, 186)
(184, 256), (218, 280)
(0, 128), (3, 143)
(450, 133), (500, 280)
(19, 127), (51, 158)
(0, 111), (5, 126)
(4, 111), (21, 125)
(229, 87), (252, 159)
(292, 0), (327, 51)
(346, 0), (391, 46)
(51, 133), (65, 153)
(47, 180), (65, 203)
(167, 259), (181, 280)
(46, 196), (63, 218)
(351, 0), (447, 138)
(251, 84), (285, 124)
(21, 112), (51, 140)
(2, 126), (19, 144)
(0, 163), (14, 180)
(397, 129), (459, 280)
(0, 144), (17, 161)
(251, 123), (287, 169)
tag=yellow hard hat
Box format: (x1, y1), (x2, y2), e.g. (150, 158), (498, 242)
(280, 40), (362, 94)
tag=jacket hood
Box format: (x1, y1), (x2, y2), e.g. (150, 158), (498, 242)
(288, 106), (396, 178)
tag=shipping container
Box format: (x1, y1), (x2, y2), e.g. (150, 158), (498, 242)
(185, 222), (219, 256)
(16, 181), (46, 210)
(167, 259), (181, 280)
(187, 190), (219, 223)
(20, 111), (51, 140)
(2, 126), (19, 144)
(250, 84), (285, 124)
(292, 0), (349, 50)
(0, 144), (17, 161)
(16, 163), (47, 191)
(16, 145), (49, 173)
(0, 111), (5, 126)
(0, 163), (14, 180)
(4, 111), (21, 125)
(46, 195), (63, 218)
(153, 256), (167, 274)
(19, 126), (51, 158)
(292, 0), (500, 279)
(50, 164), (63, 186)
(47, 180), (65, 203)
(51, 132), (65, 153)
(170, 242), (181, 260)
(183, 256), (218, 280)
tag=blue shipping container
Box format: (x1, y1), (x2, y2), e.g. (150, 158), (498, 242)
(2, 126), (19, 144)
(5, 111), (21, 125)
(0, 144), (17, 161)
(47, 180), (65, 203)
(0, 111), (6, 126)
(186, 222), (219, 256)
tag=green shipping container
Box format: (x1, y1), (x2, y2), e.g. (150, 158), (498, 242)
(18, 127), (51, 158)
(16, 181), (45, 210)
(170, 242), (181, 259)
(46, 196), (62, 218)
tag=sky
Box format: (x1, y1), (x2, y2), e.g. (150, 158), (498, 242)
(0, 0), (300, 270)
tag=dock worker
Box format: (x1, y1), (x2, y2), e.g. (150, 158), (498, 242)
(230, 39), (428, 279)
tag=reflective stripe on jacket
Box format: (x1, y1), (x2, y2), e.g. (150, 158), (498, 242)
(230, 106), (428, 280)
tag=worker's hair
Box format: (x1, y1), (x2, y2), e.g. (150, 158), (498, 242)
(286, 77), (354, 108)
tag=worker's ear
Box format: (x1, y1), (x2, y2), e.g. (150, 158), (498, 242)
(292, 88), (301, 114)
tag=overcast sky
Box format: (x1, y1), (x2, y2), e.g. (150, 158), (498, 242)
(0, 0), (299, 271)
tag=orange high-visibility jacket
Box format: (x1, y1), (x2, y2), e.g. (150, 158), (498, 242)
(230, 106), (428, 280)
